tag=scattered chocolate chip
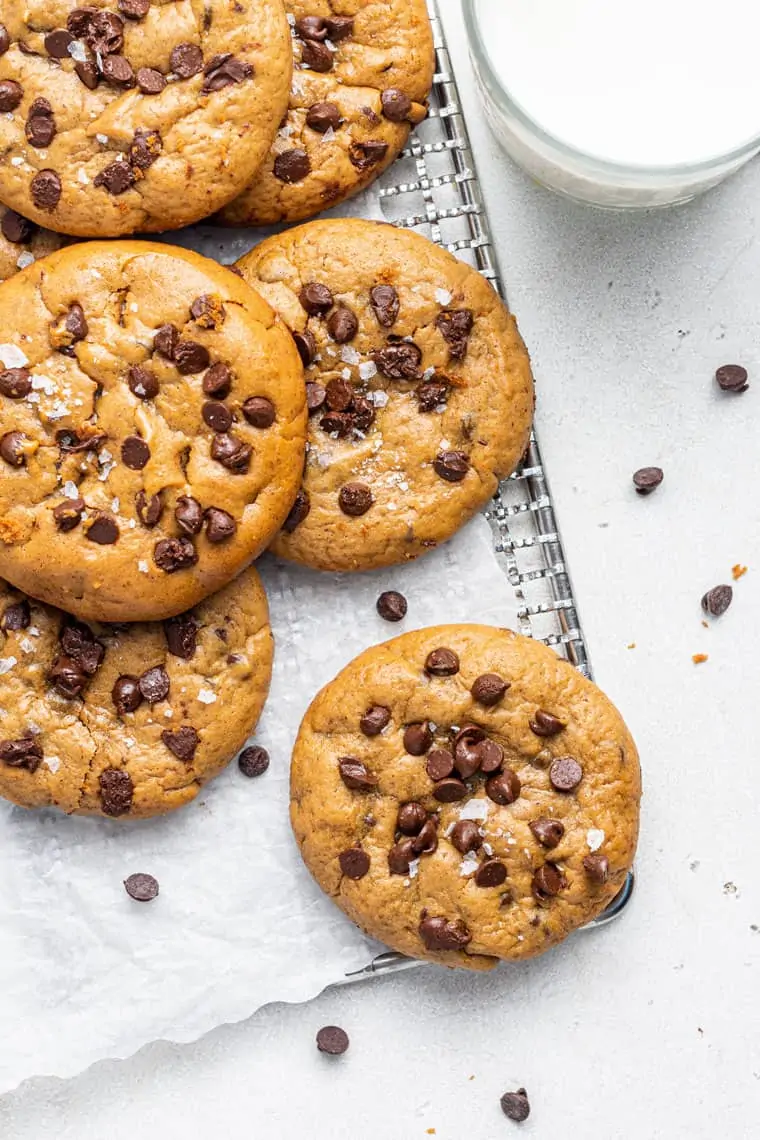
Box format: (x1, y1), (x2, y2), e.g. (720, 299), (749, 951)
(201, 400), (232, 433)
(316, 1026), (349, 1055)
(583, 854), (609, 884)
(84, 10), (124, 53)
(397, 802), (427, 835)
(425, 647), (459, 677)
(434, 450), (469, 482)
(153, 323), (179, 359)
(426, 747), (455, 781)
(53, 497), (85, 531)
(31, 169), (62, 210)
(138, 665), (170, 704)
(136, 490), (163, 528)
(210, 433), (252, 472)
(436, 309), (474, 360)
(412, 817), (438, 854)
(403, 721), (432, 755)
(305, 382), (326, 412)
(49, 655), (87, 698)
(99, 767), (133, 816)
(0, 431), (28, 467)
(75, 61), (100, 89)
(327, 306), (358, 343)
(376, 590), (407, 622)
(126, 364), (159, 401)
(533, 862), (565, 900)
(202, 361), (232, 397)
(294, 329), (318, 367)
(0, 26), (9, 57)
(86, 512), (119, 545)
(154, 536), (198, 572)
(238, 745), (269, 777)
(451, 819), (481, 854)
(112, 675), (143, 715)
(372, 341), (421, 380)
(119, 0), (150, 18)
(174, 495), (203, 536)
(295, 16), (327, 39)
(190, 294), (225, 330)
(0, 79), (23, 112)
(478, 739), (504, 774)
(325, 378), (353, 412)
(205, 506), (236, 542)
(349, 140), (389, 170)
(325, 15), (354, 39)
(433, 777), (468, 803)
(485, 769), (521, 805)
(274, 148), (311, 183)
(388, 837), (416, 875)
(701, 584), (733, 616)
(1, 600), (30, 631)
(306, 100), (342, 132)
(171, 42), (203, 78)
(339, 482), (373, 516)
(202, 53), (253, 93)
(129, 127), (162, 169)
(120, 435), (150, 470)
(319, 410), (353, 436)
(369, 284), (400, 328)
(101, 54), (135, 87)
(419, 915), (471, 952)
(338, 847), (370, 879)
(60, 623), (104, 675)
(283, 489), (310, 532)
(338, 757), (377, 791)
(453, 726), (485, 779)
(301, 38), (334, 72)
(136, 67), (166, 94)
(549, 756), (583, 792)
(242, 396), (275, 428)
(124, 872), (159, 901)
(94, 160), (135, 195)
(174, 340), (210, 374)
(632, 466), (663, 495)
(529, 818), (565, 848)
(360, 705), (391, 737)
(299, 283), (333, 315)
(715, 364), (749, 393)
(64, 303), (88, 342)
(26, 113), (56, 148)
(0, 368), (31, 399)
(530, 709), (566, 737)
(1, 208), (35, 244)
(164, 614), (198, 659)
(380, 88), (412, 122)
(475, 859), (507, 888)
(0, 736), (43, 772)
(161, 724), (199, 762)
(417, 378), (449, 412)
(500, 1088), (530, 1123)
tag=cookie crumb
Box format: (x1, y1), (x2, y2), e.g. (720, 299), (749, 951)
(626, 642), (636, 649)
(732, 563), (748, 581)
(692, 653), (708, 664)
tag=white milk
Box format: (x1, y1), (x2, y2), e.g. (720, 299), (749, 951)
(467, 0), (760, 206)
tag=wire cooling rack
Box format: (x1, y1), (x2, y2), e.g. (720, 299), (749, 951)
(340, 0), (633, 980)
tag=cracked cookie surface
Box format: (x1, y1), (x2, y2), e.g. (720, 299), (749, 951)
(0, 205), (62, 282)
(0, 564), (272, 818)
(236, 219), (534, 571)
(0, 1), (291, 236)
(218, 0), (434, 226)
(0, 240), (307, 622)
(291, 624), (641, 969)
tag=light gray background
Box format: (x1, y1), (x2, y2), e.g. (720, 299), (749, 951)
(2, 1), (759, 1135)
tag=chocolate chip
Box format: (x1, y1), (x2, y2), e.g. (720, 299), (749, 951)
(366, 287), (399, 332)
(120, 435), (150, 470)
(425, 647), (459, 676)
(299, 283), (333, 315)
(0, 80), (23, 112)
(164, 614), (198, 659)
(26, 114), (56, 148)
(283, 489), (310, 532)
(388, 837), (417, 875)
(204, 506), (236, 542)
(86, 513), (119, 545)
(325, 15), (354, 39)
(31, 170), (62, 210)
(529, 818), (565, 848)
(0, 431), (27, 467)
(190, 294), (225, 330)
(94, 161), (135, 195)
(295, 16), (327, 39)
(129, 127), (162, 170)
(412, 817), (438, 855)
(306, 101), (342, 132)
(99, 768), (133, 816)
(136, 67), (166, 94)
(360, 705), (391, 736)
(532, 862), (565, 899)
(0, 368), (31, 399)
(349, 140), (389, 170)
(322, 379), (351, 413)
(294, 329), (318, 367)
(84, 10), (124, 54)
(67, 8), (96, 37)
(583, 854), (609, 884)
(171, 42), (203, 78)
(338, 847), (370, 879)
(174, 496), (203, 536)
(478, 739), (504, 774)
(327, 307), (358, 343)
(632, 466), (663, 495)
(202, 361), (232, 396)
(452, 726), (485, 779)
(201, 54), (253, 93)
(49, 655), (87, 698)
(319, 410), (353, 436)
(154, 536), (198, 572)
(451, 820), (481, 854)
(372, 341), (421, 380)
(376, 590), (407, 622)
(397, 802), (427, 835)
(549, 756), (583, 792)
(434, 450), (469, 482)
(338, 757), (377, 791)
(210, 433), (252, 472)
(419, 915), (471, 952)
(701, 584), (733, 616)
(60, 623), (104, 675)
(174, 340), (210, 374)
(485, 769), (521, 805)
(436, 309), (474, 360)
(715, 364), (749, 393)
(301, 38), (334, 71)
(65, 303), (89, 342)
(381, 88), (412, 122)
(1, 600), (30, 631)
(112, 675), (143, 715)
(56, 429), (105, 453)
(274, 148), (311, 183)
(242, 396), (276, 428)
(238, 745), (269, 777)
(433, 777), (468, 803)
(136, 490), (163, 528)
(500, 1089), (530, 1123)
(0, 736), (43, 772)
(475, 859), (507, 888)
(161, 725), (199, 762)
(0, 26), (9, 56)
(471, 672), (509, 706)
(316, 1026), (349, 1055)
(53, 497), (85, 531)
(1, 209), (36, 244)
(138, 665), (169, 704)
(101, 54), (135, 87)
(530, 709), (565, 737)
(404, 721), (432, 755)
(412, 735), (449, 780)
(75, 61), (100, 89)
(153, 323), (179, 359)
(124, 872), (159, 902)
(202, 400), (232, 432)
(338, 482), (373, 516)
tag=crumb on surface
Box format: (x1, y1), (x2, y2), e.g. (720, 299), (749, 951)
(732, 564), (748, 581)
(692, 653), (708, 664)
(627, 642), (636, 649)
(701, 620), (709, 629)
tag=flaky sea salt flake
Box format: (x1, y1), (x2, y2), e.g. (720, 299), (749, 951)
(197, 688), (217, 704)
(0, 344), (28, 368)
(587, 828), (605, 852)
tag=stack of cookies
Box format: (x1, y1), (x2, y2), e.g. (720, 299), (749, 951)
(0, 2), (640, 970)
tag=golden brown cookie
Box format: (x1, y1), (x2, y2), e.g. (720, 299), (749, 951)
(291, 625), (641, 969)
(236, 219), (534, 571)
(0, 566), (273, 818)
(0, 240), (307, 622)
(0, 1), (291, 236)
(0, 205), (63, 281)
(218, 1), (434, 226)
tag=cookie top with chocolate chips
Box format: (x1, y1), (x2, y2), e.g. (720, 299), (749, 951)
(0, 241), (307, 622)
(0, 206), (63, 283)
(218, 0), (434, 226)
(290, 624), (640, 968)
(236, 219), (534, 572)
(0, 1), (291, 236)
(0, 565), (273, 818)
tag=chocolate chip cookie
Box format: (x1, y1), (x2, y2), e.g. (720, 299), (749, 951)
(291, 625), (641, 968)
(0, 1), (291, 236)
(0, 205), (62, 282)
(0, 240), (307, 622)
(236, 219), (534, 571)
(218, 1), (434, 226)
(0, 565), (272, 818)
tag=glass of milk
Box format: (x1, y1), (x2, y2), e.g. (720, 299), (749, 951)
(464, 0), (760, 208)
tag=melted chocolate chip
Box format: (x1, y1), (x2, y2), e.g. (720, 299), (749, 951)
(471, 673), (509, 706)
(60, 623), (104, 675)
(349, 140), (389, 170)
(164, 613), (198, 659)
(129, 128), (162, 169)
(121, 435), (150, 470)
(485, 769), (521, 805)
(171, 42), (203, 78)
(372, 341), (421, 380)
(101, 54), (135, 87)
(53, 497), (85, 532)
(0, 431), (28, 467)
(325, 15), (354, 39)
(453, 726), (486, 779)
(136, 490), (163, 528)
(295, 16), (327, 39)
(112, 675), (142, 716)
(282, 489), (310, 532)
(529, 709), (566, 737)
(360, 705), (391, 737)
(397, 802), (427, 836)
(154, 536), (198, 572)
(210, 433), (252, 472)
(99, 767), (133, 816)
(433, 777), (468, 803)
(426, 747), (455, 781)
(388, 838), (416, 875)
(205, 506), (236, 543)
(94, 160), (135, 195)
(478, 740), (504, 774)
(174, 495), (203, 536)
(138, 665), (170, 704)
(412, 818), (438, 854)
(294, 329), (318, 367)
(404, 722), (432, 755)
(238, 745), (269, 777)
(64, 303), (88, 342)
(0, 79), (23, 112)
(380, 88), (412, 122)
(434, 450), (469, 482)
(549, 757), (583, 792)
(338, 482), (373, 516)
(242, 396), (276, 428)
(0, 736), (42, 771)
(274, 149), (311, 183)
(436, 309), (474, 360)
(119, 0), (150, 18)
(128, 364), (159, 399)
(1, 209), (35, 244)
(202, 400), (232, 433)
(424, 647), (459, 676)
(85, 513), (119, 545)
(49, 655), (87, 698)
(475, 859), (507, 888)
(530, 818), (565, 848)
(327, 306), (358, 343)
(202, 361), (232, 397)
(299, 283), (333, 315)
(301, 38), (334, 71)
(161, 725), (199, 762)
(339, 757), (377, 792)
(153, 323), (179, 359)
(418, 915), (471, 952)
(0, 368), (31, 399)
(174, 340), (210, 375)
(306, 101), (342, 132)
(201, 54), (253, 93)
(451, 819), (481, 854)
(31, 170), (62, 210)
(1, 600), (30, 631)
(583, 854), (610, 884)
(532, 862), (565, 900)
(338, 847), (370, 879)
(137, 67), (166, 94)
(369, 284), (400, 328)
